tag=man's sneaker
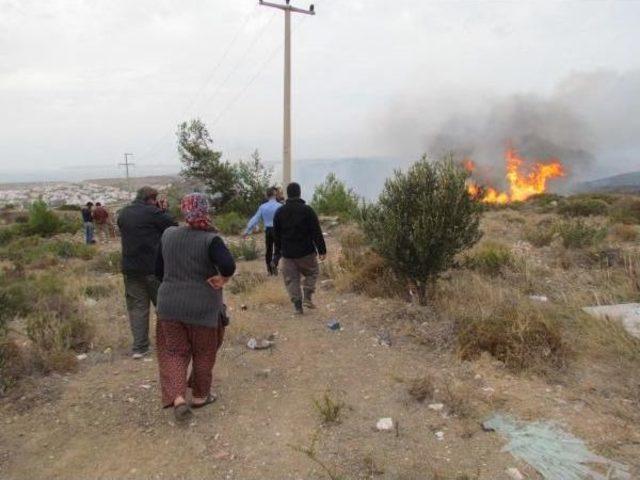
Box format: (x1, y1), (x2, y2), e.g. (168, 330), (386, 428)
(293, 300), (304, 315)
(132, 350), (149, 360)
(303, 294), (316, 309)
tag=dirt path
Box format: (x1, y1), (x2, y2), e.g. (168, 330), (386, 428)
(1, 257), (638, 479)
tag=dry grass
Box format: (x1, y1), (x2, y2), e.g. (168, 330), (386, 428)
(245, 280), (290, 306)
(313, 391), (346, 425)
(407, 375), (435, 402)
(611, 223), (638, 242)
(228, 270), (267, 294)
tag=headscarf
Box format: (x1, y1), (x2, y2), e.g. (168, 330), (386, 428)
(181, 193), (211, 230)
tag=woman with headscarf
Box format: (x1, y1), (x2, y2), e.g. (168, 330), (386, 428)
(155, 193), (236, 422)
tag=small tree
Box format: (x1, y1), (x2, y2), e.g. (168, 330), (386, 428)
(225, 150), (274, 215)
(177, 119), (237, 208)
(311, 173), (360, 220)
(361, 155), (482, 303)
(27, 200), (64, 237)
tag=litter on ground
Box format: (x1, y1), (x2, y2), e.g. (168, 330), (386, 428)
(482, 414), (630, 480)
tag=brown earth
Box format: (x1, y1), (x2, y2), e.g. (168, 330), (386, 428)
(1, 228), (639, 479)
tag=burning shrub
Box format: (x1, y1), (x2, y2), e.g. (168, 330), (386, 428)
(464, 242), (513, 276)
(456, 300), (568, 373)
(557, 219), (607, 249)
(311, 173), (360, 220)
(361, 156), (482, 303)
(558, 198), (609, 217)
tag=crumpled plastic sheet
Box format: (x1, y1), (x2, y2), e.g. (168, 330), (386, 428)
(483, 414), (630, 480)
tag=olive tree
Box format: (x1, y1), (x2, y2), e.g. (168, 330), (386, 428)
(360, 155), (482, 303)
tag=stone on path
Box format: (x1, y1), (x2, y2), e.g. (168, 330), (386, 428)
(376, 418), (394, 431)
(505, 467), (524, 480)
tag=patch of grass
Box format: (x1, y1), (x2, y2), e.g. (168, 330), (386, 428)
(556, 219), (607, 249)
(215, 211), (246, 235)
(464, 242), (512, 276)
(313, 391), (345, 425)
(522, 219), (557, 247)
(26, 312), (93, 354)
(246, 281), (290, 306)
(456, 299), (568, 373)
(558, 198), (610, 217)
(609, 196), (640, 225)
(228, 239), (260, 261)
(228, 271), (267, 294)
(407, 375), (435, 402)
(441, 379), (476, 419)
(91, 251), (122, 274)
(611, 223), (638, 242)
(84, 283), (112, 299)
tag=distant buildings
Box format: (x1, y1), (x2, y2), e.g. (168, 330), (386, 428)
(0, 182), (133, 208)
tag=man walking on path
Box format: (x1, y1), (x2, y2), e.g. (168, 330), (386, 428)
(243, 187), (282, 275)
(273, 182), (327, 315)
(117, 187), (177, 358)
(92, 202), (112, 243)
(81, 202), (95, 245)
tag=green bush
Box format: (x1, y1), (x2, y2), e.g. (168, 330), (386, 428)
(558, 198), (609, 217)
(464, 242), (512, 276)
(26, 200), (64, 236)
(215, 211), (246, 235)
(360, 156), (482, 303)
(228, 239), (260, 261)
(609, 196), (640, 225)
(26, 313), (93, 353)
(0, 237), (94, 264)
(0, 225), (19, 246)
(47, 240), (95, 260)
(311, 173), (360, 220)
(556, 219), (607, 248)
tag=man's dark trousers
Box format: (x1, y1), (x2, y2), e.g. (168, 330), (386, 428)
(265, 227), (279, 275)
(123, 273), (160, 354)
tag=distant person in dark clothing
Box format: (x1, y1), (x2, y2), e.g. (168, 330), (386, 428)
(243, 187), (282, 275)
(273, 182), (327, 315)
(117, 186), (177, 358)
(156, 193), (235, 422)
(92, 202), (112, 242)
(81, 202), (95, 244)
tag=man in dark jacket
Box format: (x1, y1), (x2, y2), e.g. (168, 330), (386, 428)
(117, 186), (177, 358)
(273, 182), (327, 314)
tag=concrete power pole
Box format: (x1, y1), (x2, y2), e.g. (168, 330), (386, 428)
(259, 0), (315, 186)
(119, 153), (135, 200)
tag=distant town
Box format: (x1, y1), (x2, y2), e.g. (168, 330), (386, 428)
(0, 176), (175, 208)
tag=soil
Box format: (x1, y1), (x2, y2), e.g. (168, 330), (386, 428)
(1, 237), (639, 480)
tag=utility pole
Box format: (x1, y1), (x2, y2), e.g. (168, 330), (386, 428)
(119, 153), (135, 200)
(259, 0), (315, 186)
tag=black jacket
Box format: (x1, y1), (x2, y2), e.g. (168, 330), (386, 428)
(117, 200), (177, 275)
(273, 198), (326, 259)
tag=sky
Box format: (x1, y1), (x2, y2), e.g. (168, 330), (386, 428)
(1, 0), (639, 183)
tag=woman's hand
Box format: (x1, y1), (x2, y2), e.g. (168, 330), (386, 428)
(207, 275), (230, 290)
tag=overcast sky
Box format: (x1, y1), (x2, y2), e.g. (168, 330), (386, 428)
(1, 0), (639, 182)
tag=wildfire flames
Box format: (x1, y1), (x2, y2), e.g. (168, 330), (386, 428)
(466, 147), (565, 204)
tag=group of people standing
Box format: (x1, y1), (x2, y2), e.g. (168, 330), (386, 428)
(80, 201), (114, 244)
(116, 182), (326, 421)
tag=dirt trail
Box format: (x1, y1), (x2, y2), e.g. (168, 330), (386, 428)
(1, 256), (638, 479)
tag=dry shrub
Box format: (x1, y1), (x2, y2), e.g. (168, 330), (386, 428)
(335, 226), (406, 299)
(228, 271), (267, 294)
(609, 196), (640, 224)
(456, 300), (567, 373)
(246, 280), (290, 306)
(313, 391), (345, 425)
(556, 219), (607, 249)
(440, 379), (476, 419)
(523, 222), (556, 247)
(611, 223), (638, 242)
(26, 312), (93, 353)
(408, 375), (435, 402)
(463, 241), (513, 276)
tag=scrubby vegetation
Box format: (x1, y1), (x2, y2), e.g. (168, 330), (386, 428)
(311, 173), (360, 220)
(215, 211), (246, 235)
(360, 156), (482, 302)
(556, 219), (607, 248)
(228, 239), (260, 261)
(558, 197), (610, 217)
(463, 241), (512, 276)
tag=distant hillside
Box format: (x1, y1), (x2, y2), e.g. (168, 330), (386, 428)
(296, 157), (409, 200)
(575, 170), (640, 194)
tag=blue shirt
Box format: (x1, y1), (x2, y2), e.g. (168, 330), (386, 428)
(244, 199), (282, 235)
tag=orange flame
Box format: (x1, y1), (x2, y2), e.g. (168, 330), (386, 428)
(466, 147), (564, 204)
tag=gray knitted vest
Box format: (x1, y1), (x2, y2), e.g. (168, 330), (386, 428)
(157, 226), (223, 327)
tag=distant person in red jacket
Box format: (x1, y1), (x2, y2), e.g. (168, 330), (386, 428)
(92, 202), (112, 242)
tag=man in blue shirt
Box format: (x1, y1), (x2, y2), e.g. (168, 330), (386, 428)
(243, 187), (282, 275)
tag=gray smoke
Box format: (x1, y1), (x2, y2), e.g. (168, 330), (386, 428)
(374, 69), (640, 189)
